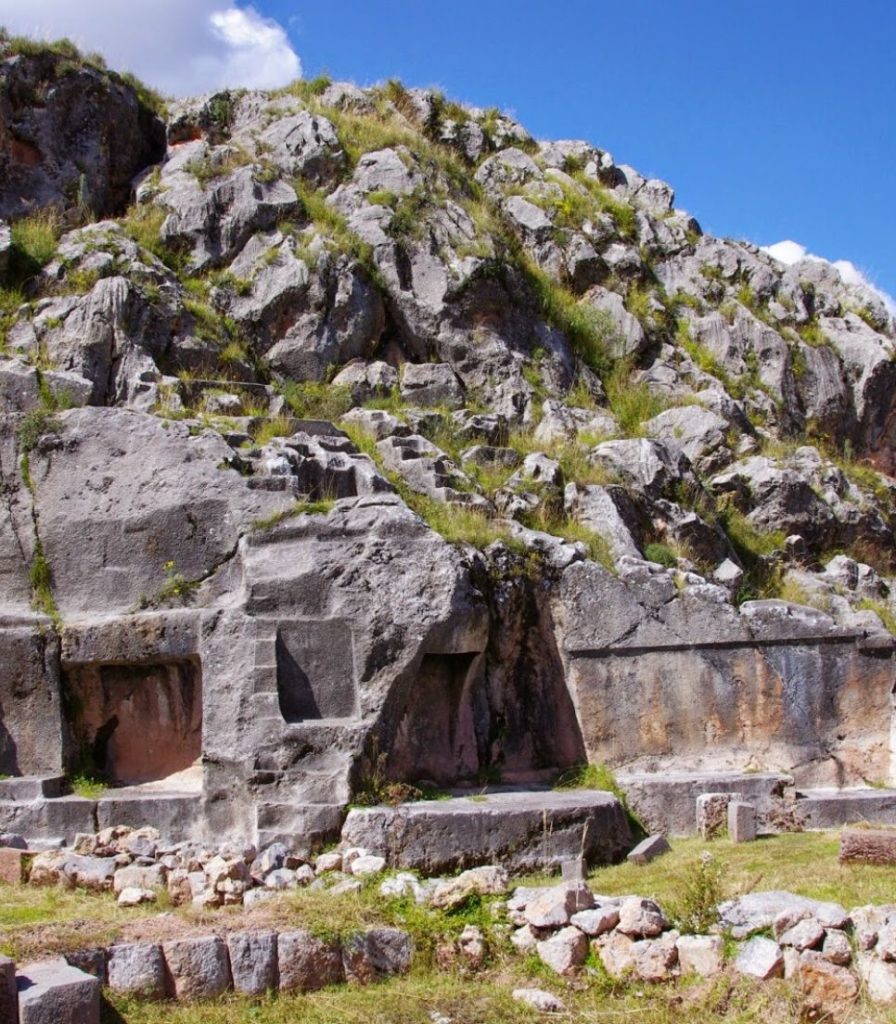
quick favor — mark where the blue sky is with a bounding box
[2,0,893,300]
[282,0,895,299]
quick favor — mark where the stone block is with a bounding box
[106,943,165,999]
[560,857,586,882]
[676,934,724,977]
[696,792,731,839]
[277,930,344,993]
[727,801,757,843]
[524,883,594,928]
[617,897,669,938]
[536,926,589,976]
[0,954,17,1024]
[0,848,30,885]
[734,936,784,979]
[570,905,620,937]
[342,928,413,983]
[228,932,278,995]
[162,936,231,1000]
[341,790,631,874]
[63,949,107,986]
[626,834,670,865]
[113,863,167,893]
[17,959,99,1024]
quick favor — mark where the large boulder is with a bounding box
[0,45,165,220]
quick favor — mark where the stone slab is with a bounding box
[627,834,670,864]
[0,777,68,802]
[17,959,99,1024]
[616,771,792,836]
[0,798,96,842]
[95,793,202,839]
[0,954,16,1024]
[341,789,632,873]
[228,932,277,995]
[796,788,896,829]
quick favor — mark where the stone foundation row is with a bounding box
[3,927,412,1024]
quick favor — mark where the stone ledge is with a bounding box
[341,789,632,873]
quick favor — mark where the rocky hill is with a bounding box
[1,37,895,844]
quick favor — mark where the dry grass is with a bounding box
[6,833,896,1022]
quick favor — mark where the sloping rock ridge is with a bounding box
[0,42,894,847]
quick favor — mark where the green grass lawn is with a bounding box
[4,833,896,1023]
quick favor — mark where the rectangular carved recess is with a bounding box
[276,620,358,722]
[63,658,202,786]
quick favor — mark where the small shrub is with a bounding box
[69,773,106,800]
[668,852,725,934]
[643,542,678,568]
[29,543,58,621]
[8,210,61,285]
[603,361,667,435]
[17,409,60,454]
[156,560,200,604]
[281,380,353,422]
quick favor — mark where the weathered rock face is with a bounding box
[1,50,896,848]
[557,561,895,786]
[0,46,165,220]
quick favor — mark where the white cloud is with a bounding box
[762,239,896,317]
[0,0,301,95]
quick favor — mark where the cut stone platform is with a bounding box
[616,771,793,836]
[0,791,202,844]
[795,788,896,829]
[341,789,632,873]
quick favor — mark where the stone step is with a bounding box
[0,775,69,802]
[615,771,794,836]
[794,787,896,829]
[255,802,345,855]
[0,796,97,842]
[17,958,100,1024]
[96,792,202,840]
[341,788,632,874]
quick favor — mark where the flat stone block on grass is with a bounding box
[341,789,631,873]
[162,936,231,1000]
[228,932,278,995]
[17,959,99,1024]
[626,834,670,865]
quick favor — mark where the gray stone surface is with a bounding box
[696,793,731,840]
[162,936,231,1000]
[341,790,631,873]
[277,930,344,993]
[676,934,724,977]
[735,937,784,980]
[0,954,16,1024]
[228,932,278,995]
[106,943,166,999]
[615,772,792,837]
[342,928,413,982]
[627,834,670,865]
[727,801,757,843]
[17,959,99,1024]
[719,892,849,939]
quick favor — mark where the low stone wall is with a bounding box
[6,926,412,1021]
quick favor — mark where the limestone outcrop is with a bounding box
[1,42,895,849]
